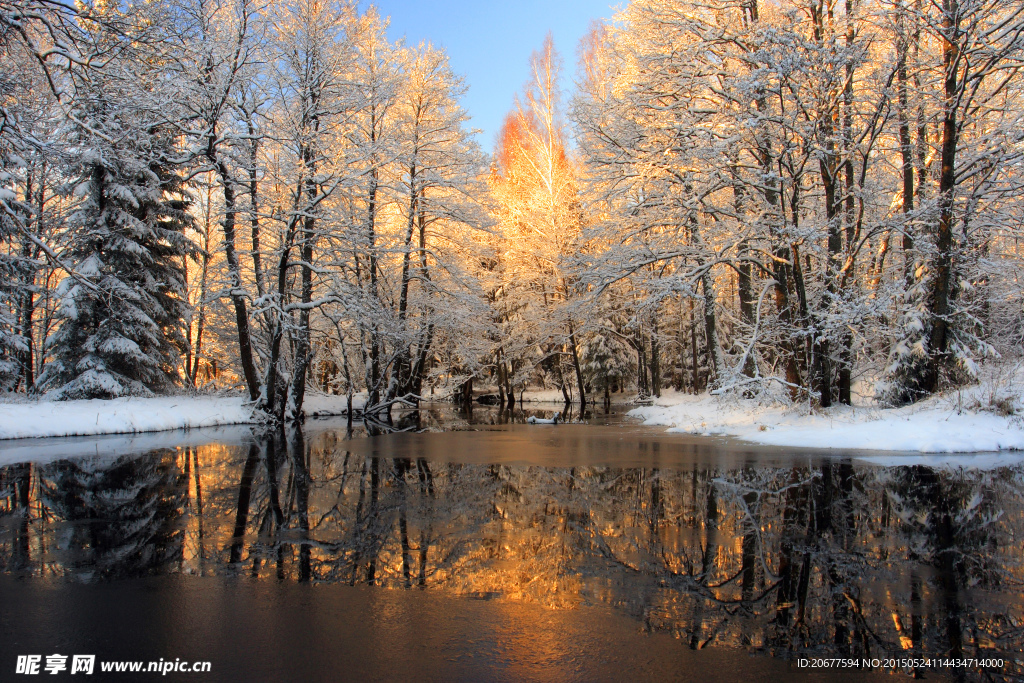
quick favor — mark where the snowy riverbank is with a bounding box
[629,387,1024,453]
[0,393,368,440]
[0,396,255,440]
[2,383,1021,453]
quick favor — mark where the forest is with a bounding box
[3,0,1024,422]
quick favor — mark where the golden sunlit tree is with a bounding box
[489,35,587,406]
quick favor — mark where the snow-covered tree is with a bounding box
[574,0,1024,407]
[40,82,195,398]
[489,35,588,405]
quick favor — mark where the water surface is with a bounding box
[1,403,1020,681]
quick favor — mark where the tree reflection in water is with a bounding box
[1,423,1021,681]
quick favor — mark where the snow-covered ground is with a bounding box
[503,388,634,404]
[302,392,368,416]
[0,396,254,440]
[518,388,578,403]
[2,379,1021,455]
[629,386,1024,453]
[0,393,367,440]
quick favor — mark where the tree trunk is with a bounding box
[367,159,381,408]
[690,298,700,393]
[190,242,209,386]
[393,158,418,400]
[701,272,725,388]
[568,320,587,406]
[815,152,841,408]
[408,198,434,397]
[18,288,33,391]
[265,187,302,419]
[896,1,916,288]
[733,173,757,380]
[838,4,858,407]
[650,316,662,398]
[925,0,961,394]
[288,212,314,421]
[636,333,648,397]
[246,116,265,301]
[557,353,571,404]
[212,154,260,402]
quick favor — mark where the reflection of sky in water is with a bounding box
[1,409,1021,679]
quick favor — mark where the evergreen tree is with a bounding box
[581,323,632,402]
[39,91,195,399]
[0,154,30,391]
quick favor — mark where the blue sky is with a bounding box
[361,0,619,153]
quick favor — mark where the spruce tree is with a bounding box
[0,159,30,391]
[40,92,195,399]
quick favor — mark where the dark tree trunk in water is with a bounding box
[12,463,31,568]
[229,444,260,564]
[690,470,718,650]
[290,427,311,582]
[366,457,381,584]
[741,483,758,602]
[774,468,809,638]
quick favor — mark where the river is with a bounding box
[0,403,1020,681]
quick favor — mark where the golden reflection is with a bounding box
[2,437,1022,676]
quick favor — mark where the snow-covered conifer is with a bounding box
[40,88,195,399]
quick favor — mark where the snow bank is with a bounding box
[629,389,1024,453]
[302,392,368,417]
[0,396,255,440]
[517,389,633,404]
[0,392,377,441]
[520,389,573,403]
